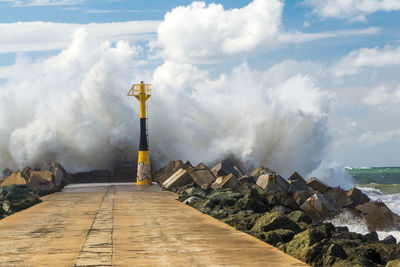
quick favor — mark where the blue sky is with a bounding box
[0,0,400,176]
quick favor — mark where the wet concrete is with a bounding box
[0,183,309,266]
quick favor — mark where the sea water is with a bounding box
[329,167,400,242]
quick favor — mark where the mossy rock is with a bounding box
[322,243,348,266]
[221,210,261,231]
[358,243,400,264]
[251,211,301,233]
[281,225,334,265]
[332,239,362,252]
[345,246,383,266]
[210,206,240,219]
[250,229,295,246]
[177,183,208,201]
[387,259,400,267]
[262,191,298,210]
[283,231,328,265]
[235,196,267,213]
[332,260,362,267]
[207,190,243,208]
[287,210,311,223]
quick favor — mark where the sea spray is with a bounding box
[330,187,400,242]
[0,29,334,179]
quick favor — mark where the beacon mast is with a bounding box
[128,81,152,185]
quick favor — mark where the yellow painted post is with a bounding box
[128,81,152,185]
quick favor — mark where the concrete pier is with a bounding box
[0,183,309,266]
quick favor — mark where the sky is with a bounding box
[0,0,399,179]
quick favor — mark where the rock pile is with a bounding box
[0,184,41,219]
[0,161,72,196]
[156,160,400,267]
[0,161,73,220]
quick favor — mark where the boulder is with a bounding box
[263,191,299,210]
[235,195,267,213]
[270,205,292,215]
[256,173,289,193]
[293,190,313,205]
[355,202,400,231]
[208,191,243,207]
[280,227,330,265]
[188,163,216,188]
[346,187,370,206]
[253,229,295,246]
[306,177,331,194]
[363,231,379,243]
[359,243,400,264]
[162,168,193,190]
[382,235,397,245]
[287,210,312,223]
[344,245,384,266]
[249,166,274,180]
[387,259,400,267]
[300,194,336,222]
[1,185,41,214]
[324,187,353,210]
[251,211,301,233]
[323,243,348,266]
[183,196,202,205]
[0,172,27,187]
[153,160,192,184]
[210,161,240,177]
[211,173,238,190]
[27,171,55,191]
[221,211,262,231]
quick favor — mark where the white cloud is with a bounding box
[278,27,379,44]
[362,85,400,106]
[304,0,400,21]
[359,129,400,145]
[154,0,283,63]
[332,45,400,76]
[0,0,83,6]
[0,21,160,53]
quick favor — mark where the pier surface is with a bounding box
[0,183,308,266]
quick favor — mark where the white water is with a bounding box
[330,187,400,243]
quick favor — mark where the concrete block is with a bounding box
[210,161,240,177]
[153,160,193,184]
[188,163,216,188]
[323,187,353,210]
[162,168,193,190]
[28,171,55,191]
[211,173,239,190]
[300,194,336,221]
[249,166,274,180]
[306,177,331,194]
[346,187,370,206]
[287,172,306,183]
[256,173,289,193]
[1,172,27,187]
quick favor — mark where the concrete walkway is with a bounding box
[0,183,309,266]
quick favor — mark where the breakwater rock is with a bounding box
[0,185,41,219]
[156,160,400,267]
